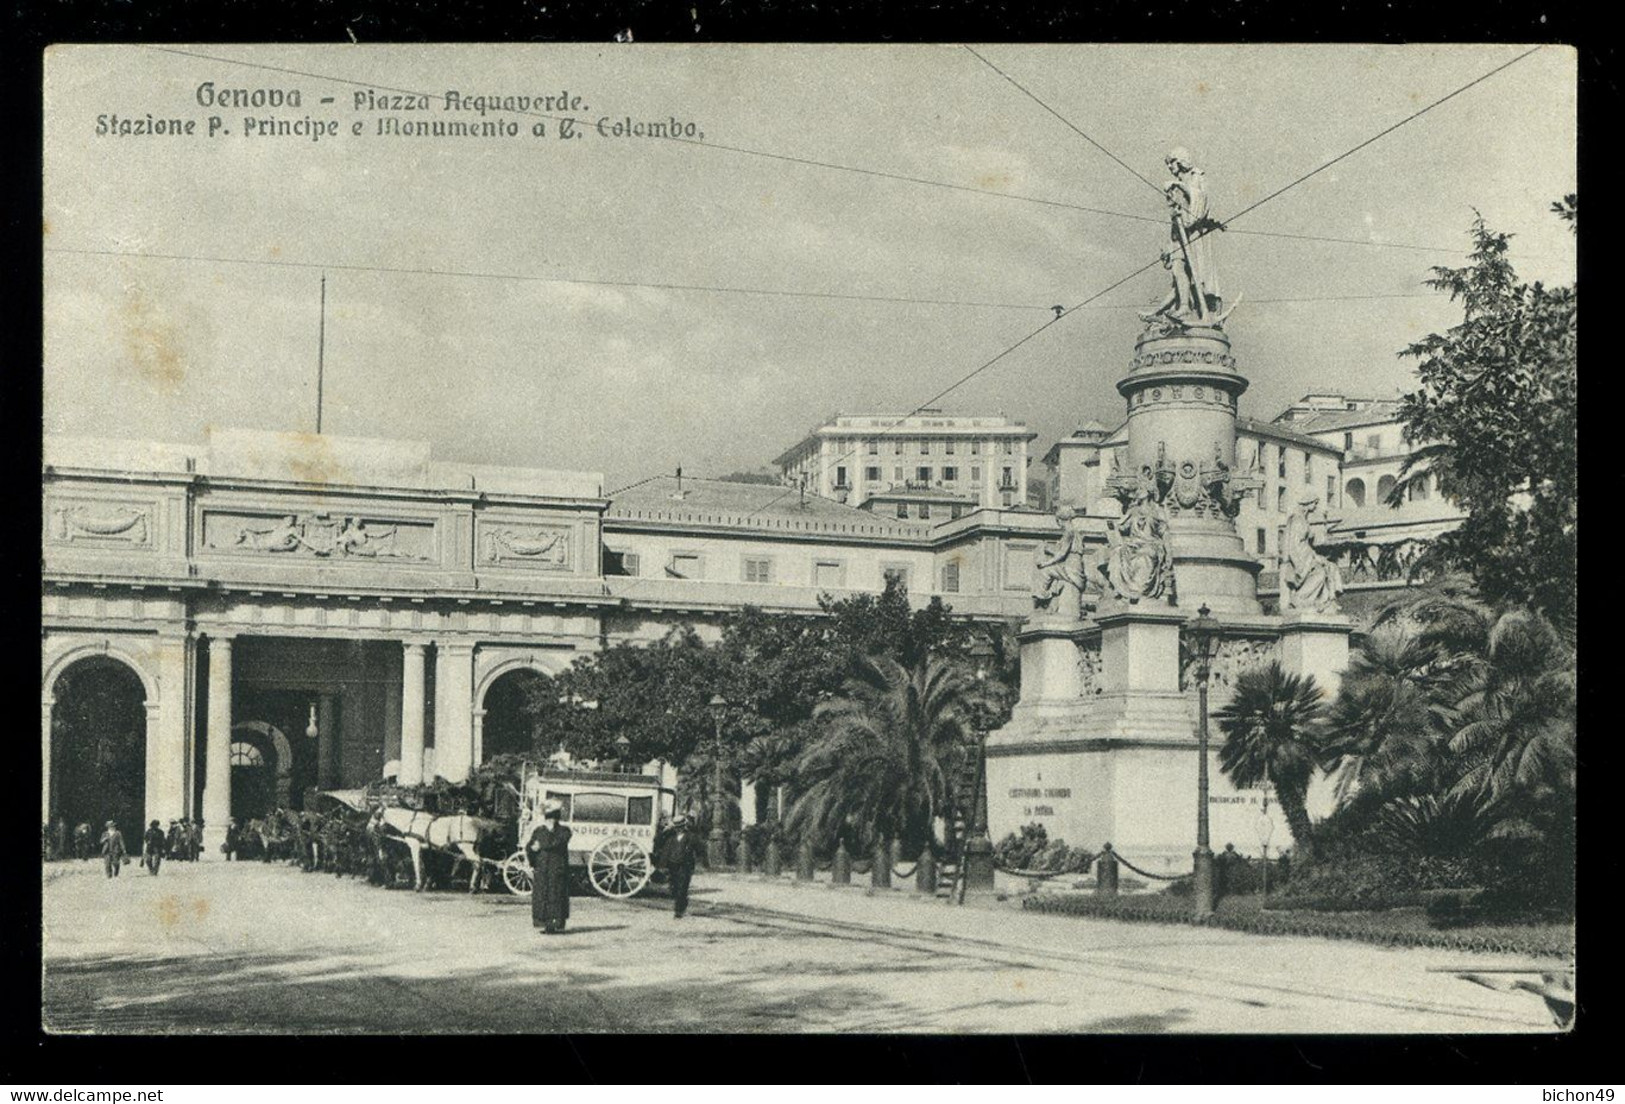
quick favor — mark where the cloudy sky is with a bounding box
[43,44,1576,492]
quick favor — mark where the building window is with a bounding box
[1003,440,1014,455]
[1377,474,1397,504]
[942,466,958,482]
[1343,432,1353,451]
[865,466,881,482]
[867,440,878,455]
[1304,456,1314,483]
[971,466,981,484]
[917,466,931,483]
[1276,486,1286,513]
[1327,475,1336,503]
[1367,433,1382,451]
[945,440,955,455]
[919,503,932,519]
[605,549,641,576]
[1001,490,1014,507]
[835,466,849,488]
[743,557,773,584]
[895,502,908,518]
[920,440,931,455]
[813,560,846,589]
[971,441,982,455]
[942,562,961,593]
[894,440,903,455]
[883,566,911,590]
[1001,467,1014,488]
[950,504,964,520]
[1256,528,1267,554]
[668,553,701,579]
[893,466,904,482]
[1345,478,1366,508]
[1277,448,1287,479]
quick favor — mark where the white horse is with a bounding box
[373,807,503,893]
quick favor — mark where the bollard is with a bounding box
[871,840,892,889]
[765,837,783,877]
[1096,842,1119,897]
[795,839,815,881]
[916,847,938,894]
[832,840,852,884]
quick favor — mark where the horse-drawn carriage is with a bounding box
[498,764,678,900]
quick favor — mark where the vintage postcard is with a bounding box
[41,43,1576,1036]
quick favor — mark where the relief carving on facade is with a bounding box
[227,514,418,559]
[1106,440,1256,521]
[1076,643,1102,697]
[1179,635,1277,693]
[484,526,570,568]
[51,504,151,544]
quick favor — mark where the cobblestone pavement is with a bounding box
[41,860,1561,1034]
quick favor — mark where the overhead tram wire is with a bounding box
[146,46,1494,260]
[722,44,1549,528]
[43,246,1058,314]
[962,46,1165,197]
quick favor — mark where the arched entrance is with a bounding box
[230,721,294,819]
[48,656,148,841]
[479,667,550,762]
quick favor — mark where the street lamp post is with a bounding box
[708,694,728,869]
[1185,604,1223,919]
[959,638,997,899]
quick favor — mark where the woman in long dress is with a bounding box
[527,801,572,934]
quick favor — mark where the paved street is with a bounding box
[42,860,1561,1034]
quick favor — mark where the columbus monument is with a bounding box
[984,150,1352,878]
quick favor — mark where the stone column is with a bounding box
[41,698,54,826]
[399,642,427,785]
[148,634,196,826]
[433,642,476,783]
[740,780,760,828]
[202,636,234,855]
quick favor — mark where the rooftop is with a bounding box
[606,475,928,538]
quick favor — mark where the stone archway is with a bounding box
[45,655,149,843]
[230,721,294,816]
[478,667,551,763]
[1344,477,1366,508]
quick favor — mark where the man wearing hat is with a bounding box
[657,814,702,919]
[527,799,573,933]
[99,820,126,879]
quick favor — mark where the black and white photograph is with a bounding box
[36,40,1577,1040]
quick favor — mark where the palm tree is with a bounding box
[1213,661,1327,863]
[785,654,981,857]
[1319,626,1452,811]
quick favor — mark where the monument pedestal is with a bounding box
[1277,612,1353,695]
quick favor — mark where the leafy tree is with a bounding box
[1213,662,1328,863]
[1396,203,1577,633]
[785,654,984,856]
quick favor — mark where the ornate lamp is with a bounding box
[305,702,320,741]
[961,638,998,898]
[1184,603,1222,918]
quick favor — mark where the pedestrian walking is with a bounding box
[526,800,572,934]
[55,816,70,862]
[224,817,241,861]
[100,820,126,878]
[74,822,93,860]
[166,820,183,861]
[657,814,702,919]
[143,819,166,876]
[188,818,203,861]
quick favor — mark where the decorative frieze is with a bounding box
[204,511,434,561]
[481,524,572,568]
[49,502,152,545]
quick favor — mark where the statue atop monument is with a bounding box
[1140,148,1234,331]
[1097,496,1174,605]
[1032,506,1091,620]
[1280,495,1344,613]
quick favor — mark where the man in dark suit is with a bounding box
[143,820,167,875]
[657,815,702,919]
[100,820,126,878]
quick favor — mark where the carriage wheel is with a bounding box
[588,837,651,899]
[501,850,534,897]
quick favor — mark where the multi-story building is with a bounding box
[773,410,1037,511]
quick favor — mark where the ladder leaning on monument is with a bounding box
[944,739,985,904]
